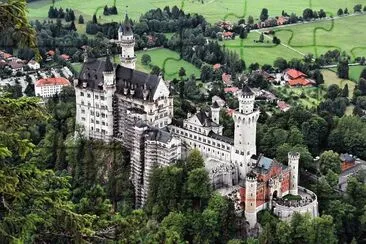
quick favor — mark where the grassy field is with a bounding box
[27,0,363,24]
[113,48,200,80]
[272,15,366,59]
[322,69,356,99]
[221,31,303,66]
[349,65,365,81]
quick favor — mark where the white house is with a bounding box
[35,77,71,98]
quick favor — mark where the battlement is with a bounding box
[288,152,300,161]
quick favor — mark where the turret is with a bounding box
[245,171,257,228]
[231,84,260,179]
[211,101,220,125]
[239,84,255,114]
[288,152,300,195]
[103,55,115,87]
[117,13,136,70]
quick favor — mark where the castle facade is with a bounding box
[74,15,318,226]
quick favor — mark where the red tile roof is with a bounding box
[288,77,314,86]
[277,100,291,111]
[223,31,233,37]
[60,54,70,60]
[224,87,239,93]
[222,73,232,84]
[286,69,306,79]
[36,77,70,87]
[213,63,221,70]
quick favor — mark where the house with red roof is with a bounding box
[222,73,232,86]
[224,87,239,94]
[277,100,291,112]
[35,77,71,98]
[284,69,315,86]
[277,16,289,25]
[213,63,221,70]
[60,54,71,61]
[223,31,234,40]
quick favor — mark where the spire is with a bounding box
[122,8,133,35]
[104,49,114,72]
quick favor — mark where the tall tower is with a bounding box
[117,14,136,69]
[102,55,116,141]
[288,152,300,195]
[211,101,220,124]
[245,171,257,228]
[231,85,260,178]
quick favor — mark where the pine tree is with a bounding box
[78,15,84,24]
[92,14,97,24]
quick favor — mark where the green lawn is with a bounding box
[221,31,303,66]
[272,15,366,59]
[27,0,363,24]
[349,65,365,81]
[114,48,200,80]
[322,69,356,99]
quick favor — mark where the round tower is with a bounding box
[211,101,220,125]
[288,152,300,195]
[232,85,260,179]
[117,14,136,70]
[245,171,257,228]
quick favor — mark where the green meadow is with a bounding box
[113,48,200,80]
[27,0,363,24]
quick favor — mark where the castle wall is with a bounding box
[169,125,232,162]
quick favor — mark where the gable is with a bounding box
[186,114,203,126]
[153,78,170,100]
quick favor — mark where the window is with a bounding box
[81,109,85,114]
[81,117,85,121]
[87,93,91,98]
[96,120,100,124]
[100,96,105,101]
[101,113,106,118]
[102,121,105,126]
[81,101,84,105]
[95,95,99,99]
[91,119,94,123]
[80,92,84,96]
[90,111,94,115]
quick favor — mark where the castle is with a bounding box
[74,14,318,227]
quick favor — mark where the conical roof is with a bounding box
[212,101,220,108]
[104,55,114,72]
[122,14,133,35]
[242,84,254,96]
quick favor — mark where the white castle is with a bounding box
[74,14,318,227]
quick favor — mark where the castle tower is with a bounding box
[245,171,257,228]
[288,152,300,195]
[117,14,136,69]
[211,101,220,125]
[102,55,116,141]
[231,85,260,178]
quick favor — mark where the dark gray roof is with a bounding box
[127,107,146,114]
[208,131,234,145]
[122,14,133,35]
[196,110,219,127]
[212,101,220,108]
[242,84,254,96]
[145,128,172,143]
[104,55,114,72]
[78,58,161,100]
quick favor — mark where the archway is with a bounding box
[273,190,278,199]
